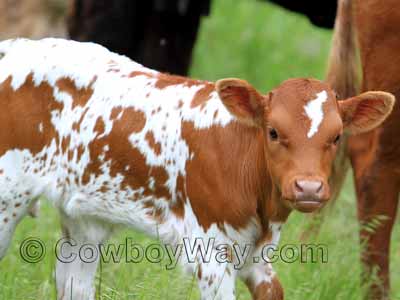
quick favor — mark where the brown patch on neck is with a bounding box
[260,182,291,225]
[181,121,267,230]
[0,74,63,157]
[56,77,94,109]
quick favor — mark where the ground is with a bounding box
[0,0,399,299]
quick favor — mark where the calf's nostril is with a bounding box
[295,180,323,195]
[294,180,304,192]
[316,181,323,193]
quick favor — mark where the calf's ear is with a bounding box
[338,91,395,134]
[216,78,266,127]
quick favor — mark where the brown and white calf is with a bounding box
[0,39,394,299]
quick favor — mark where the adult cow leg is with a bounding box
[350,132,400,300]
[55,213,112,300]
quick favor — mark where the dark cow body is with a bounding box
[67,0,337,76]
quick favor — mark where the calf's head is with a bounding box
[216,78,394,213]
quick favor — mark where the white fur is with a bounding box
[304,90,328,138]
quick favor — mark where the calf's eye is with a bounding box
[268,128,279,141]
[333,134,341,145]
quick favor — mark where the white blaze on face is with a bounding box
[304,90,328,138]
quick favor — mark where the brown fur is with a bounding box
[0,74,64,157]
[328,1,400,298]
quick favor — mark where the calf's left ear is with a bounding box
[338,91,395,134]
[216,78,266,127]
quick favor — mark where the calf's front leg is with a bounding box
[194,260,236,300]
[241,262,284,300]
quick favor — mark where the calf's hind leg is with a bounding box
[0,182,40,259]
[56,212,112,300]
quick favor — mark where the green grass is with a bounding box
[1,0,399,299]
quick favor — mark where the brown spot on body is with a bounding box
[143,201,165,222]
[82,106,170,200]
[208,277,214,286]
[191,83,215,108]
[129,71,152,78]
[171,175,186,219]
[155,74,196,90]
[67,150,73,161]
[76,145,85,161]
[130,69,210,91]
[56,77,94,109]
[0,74,63,157]
[99,185,109,193]
[72,108,89,132]
[145,131,162,155]
[119,108,146,133]
[94,117,106,135]
[110,107,123,120]
[213,110,219,119]
[197,264,202,280]
[61,136,71,153]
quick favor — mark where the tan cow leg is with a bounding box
[350,132,400,300]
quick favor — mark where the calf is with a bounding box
[0,38,394,300]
